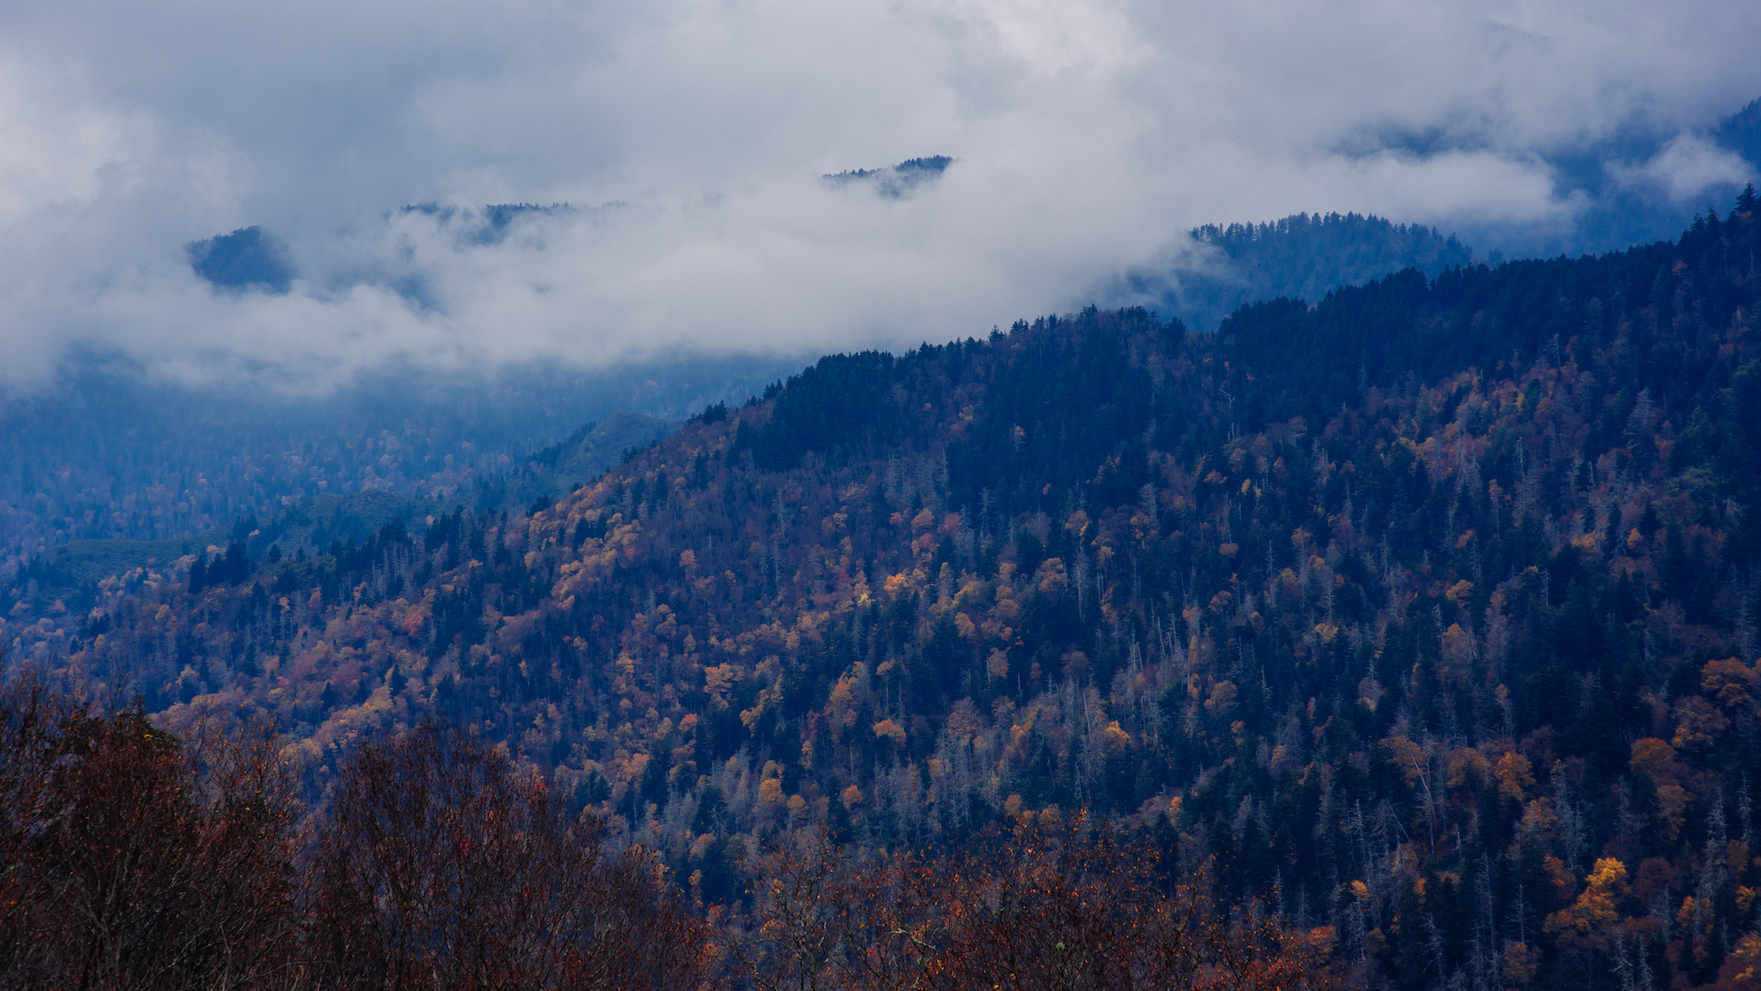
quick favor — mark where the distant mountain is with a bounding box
[183,93,1761,301]
[24,490,428,594]
[186,204,596,294]
[7,413,683,613]
[823,156,953,199]
[398,201,585,247]
[0,353,799,570]
[1465,93,1761,259]
[487,411,684,513]
[1122,211,1478,333]
[1118,94,1761,329]
[186,226,293,292]
[1717,97,1761,174]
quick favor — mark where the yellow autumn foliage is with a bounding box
[1543,858,1627,942]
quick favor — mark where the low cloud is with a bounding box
[1613,134,1756,203]
[1,0,1758,391]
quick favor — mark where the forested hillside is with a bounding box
[4,208,1475,571]
[0,356,773,568]
[7,186,1761,991]
[1146,212,1477,332]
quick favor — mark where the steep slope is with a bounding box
[488,411,682,511]
[9,185,1761,991]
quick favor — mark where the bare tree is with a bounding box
[307,722,709,991]
[0,668,303,991]
[730,832,929,991]
[732,813,1335,991]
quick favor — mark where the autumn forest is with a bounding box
[7,187,1761,989]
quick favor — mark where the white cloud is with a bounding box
[1614,133,1756,203]
[0,0,1757,390]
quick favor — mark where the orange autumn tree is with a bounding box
[1544,858,1630,952]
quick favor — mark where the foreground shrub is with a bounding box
[732,811,1333,991]
[307,722,710,991]
[0,670,301,991]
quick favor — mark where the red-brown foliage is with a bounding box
[733,812,1334,991]
[306,722,712,991]
[0,669,1335,991]
[0,669,303,991]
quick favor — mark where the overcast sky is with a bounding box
[1,0,1757,391]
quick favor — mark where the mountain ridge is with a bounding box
[8,183,1761,991]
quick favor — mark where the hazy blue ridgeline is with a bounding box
[1144,212,1478,334]
[184,203,587,298]
[823,155,953,200]
[9,406,683,609]
[0,355,796,571]
[188,160,950,297]
[1719,98,1761,172]
[10,95,1760,574]
[0,201,1688,570]
[1108,94,1761,332]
